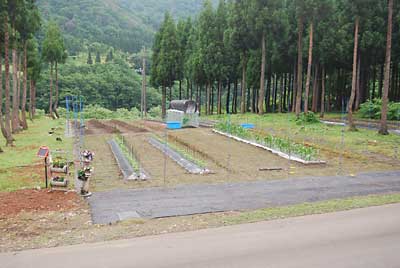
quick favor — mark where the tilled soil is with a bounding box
[86,120,119,135]
[0,190,83,217]
[108,120,148,133]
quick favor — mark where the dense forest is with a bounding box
[37,0,218,54]
[152,0,399,134]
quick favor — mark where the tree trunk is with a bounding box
[311,64,319,112]
[32,81,37,117]
[11,48,19,133]
[320,66,326,118]
[379,64,384,98]
[217,80,222,114]
[279,74,284,113]
[226,81,231,114]
[49,62,54,119]
[18,53,23,127]
[198,85,202,115]
[355,55,361,110]
[292,63,297,113]
[206,82,210,115]
[29,80,34,120]
[162,85,166,119]
[379,0,393,135]
[348,16,360,131]
[0,55,8,140]
[232,80,238,114]
[304,22,313,114]
[266,71,272,112]
[179,80,182,100]
[372,64,376,99]
[186,80,190,100]
[21,42,28,130]
[295,16,304,117]
[211,85,215,114]
[283,73,288,111]
[241,51,247,114]
[3,17,13,145]
[53,62,60,118]
[258,32,266,115]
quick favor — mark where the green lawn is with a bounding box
[0,117,72,192]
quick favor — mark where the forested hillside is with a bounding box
[37,0,216,54]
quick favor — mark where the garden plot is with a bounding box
[105,120,148,133]
[84,135,124,192]
[148,137,210,174]
[168,128,394,179]
[213,122,326,165]
[86,119,119,135]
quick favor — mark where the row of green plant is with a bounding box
[359,99,400,121]
[152,134,206,168]
[215,121,318,161]
[115,135,140,173]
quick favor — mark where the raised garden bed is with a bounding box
[108,138,149,180]
[148,137,211,174]
[214,122,326,165]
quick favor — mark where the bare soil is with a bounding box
[0,190,83,217]
[86,120,119,135]
[108,120,148,133]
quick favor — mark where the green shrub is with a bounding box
[148,106,162,119]
[296,112,319,124]
[359,99,400,120]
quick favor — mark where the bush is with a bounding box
[359,99,400,120]
[148,106,162,119]
[55,105,141,120]
[296,112,319,124]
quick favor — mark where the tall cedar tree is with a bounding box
[379,0,393,135]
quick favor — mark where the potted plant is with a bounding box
[50,157,69,173]
[78,167,93,197]
[50,176,69,187]
[81,150,95,163]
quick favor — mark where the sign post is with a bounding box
[37,146,50,189]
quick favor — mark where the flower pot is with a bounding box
[50,177,69,187]
[50,165,68,174]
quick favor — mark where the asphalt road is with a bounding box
[89,170,400,224]
[2,203,400,268]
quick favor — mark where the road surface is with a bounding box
[2,203,400,268]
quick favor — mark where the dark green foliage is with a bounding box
[42,21,65,64]
[106,49,114,62]
[37,0,218,54]
[359,99,400,121]
[296,112,320,124]
[35,56,162,112]
[95,51,101,64]
[87,51,93,65]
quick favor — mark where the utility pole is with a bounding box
[141,47,147,118]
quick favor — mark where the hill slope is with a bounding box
[37,0,214,53]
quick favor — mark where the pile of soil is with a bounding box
[0,190,83,217]
[109,120,148,133]
[86,119,119,135]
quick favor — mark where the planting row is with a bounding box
[214,121,323,163]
